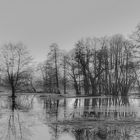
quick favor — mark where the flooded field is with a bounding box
[0,94,140,140]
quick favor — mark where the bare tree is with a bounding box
[0,43,32,97]
[47,43,61,93]
[66,54,81,95]
[61,54,68,94]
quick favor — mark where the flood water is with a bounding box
[1,94,140,140]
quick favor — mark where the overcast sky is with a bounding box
[0,0,140,62]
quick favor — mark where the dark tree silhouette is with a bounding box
[0,43,32,97]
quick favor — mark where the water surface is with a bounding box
[0,94,140,140]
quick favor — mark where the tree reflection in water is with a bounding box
[1,95,34,140]
[41,95,139,140]
[0,95,139,140]
[70,125,133,140]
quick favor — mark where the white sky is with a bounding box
[0,0,140,62]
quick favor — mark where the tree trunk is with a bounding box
[83,69,90,95]
[11,85,15,97]
[55,50,59,89]
[63,56,67,94]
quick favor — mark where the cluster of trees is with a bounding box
[38,34,139,96]
[1,23,140,96]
